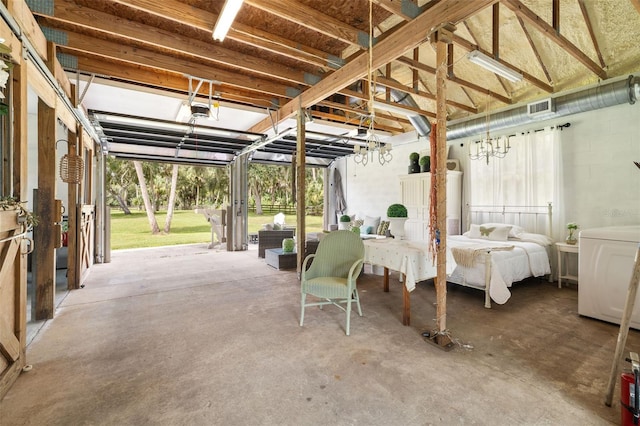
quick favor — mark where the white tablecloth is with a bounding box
[363,239,455,292]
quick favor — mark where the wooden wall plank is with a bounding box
[12,61,28,202]
[34,99,56,320]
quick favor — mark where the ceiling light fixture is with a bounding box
[467,50,523,83]
[213,0,244,42]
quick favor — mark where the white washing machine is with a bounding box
[578,225,640,328]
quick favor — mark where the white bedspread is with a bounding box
[448,235,551,304]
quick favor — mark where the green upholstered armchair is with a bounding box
[300,230,365,336]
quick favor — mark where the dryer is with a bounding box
[578,225,640,328]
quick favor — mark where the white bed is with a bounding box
[446,204,554,308]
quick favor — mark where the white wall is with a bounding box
[333,90,640,235]
[333,131,426,222]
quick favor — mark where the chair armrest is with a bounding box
[347,258,365,281]
[301,254,317,280]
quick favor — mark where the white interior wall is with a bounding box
[333,97,640,236]
[333,131,426,222]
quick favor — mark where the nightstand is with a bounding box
[556,242,579,288]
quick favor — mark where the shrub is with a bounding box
[419,155,430,166]
[409,152,419,162]
[339,214,351,222]
[387,203,408,218]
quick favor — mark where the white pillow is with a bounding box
[481,222,525,238]
[514,232,554,246]
[465,224,511,241]
[363,216,381,235]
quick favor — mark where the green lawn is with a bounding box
[110,209,324,250]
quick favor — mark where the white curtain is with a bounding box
[469,127,565,241]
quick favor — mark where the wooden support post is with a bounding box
[67,128,79,289]
[295,107,306,275]
[426,24,456,350]
[12,57,28,378]
[34,99,56,320]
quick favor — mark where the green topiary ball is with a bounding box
[387,203,408,218]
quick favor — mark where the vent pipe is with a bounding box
[447,75,639,140]
[351,80,432,137]
[387,88,432,137]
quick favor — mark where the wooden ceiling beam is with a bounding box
[248,0,497,133]
[502,0,607,80]
[516,16,553,84]
[69,54,277,108]
[244,0,366,47]
[58,31,294,100]
[396,56,512,104]
[308,110,405,134]
[36,0,316,87]
[371,0,421,21]
[577,0,606,68]
[373,98,436,119]
[452,34,553,92]
[373,75,477,114]
[110,0,335,71]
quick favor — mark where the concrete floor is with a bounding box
[1,242,637,425]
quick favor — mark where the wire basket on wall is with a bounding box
[56,139,84,184]
[59,153,84,184]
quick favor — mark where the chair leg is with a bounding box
[345,296,352,336]
[353,289,362,316]
[300,293,306,326]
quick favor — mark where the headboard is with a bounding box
[464,203,553,237]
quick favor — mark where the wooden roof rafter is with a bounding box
[248,0,499,134]
[396,56,512,105]
[108,0,338,71]
[452,33,553,93]
[515,15,553,84]
[70,55,278,109]
[57,31,294,101]
[373,75,477,114]
[243,0,371,48]
[577,0,606,68]
[501,0,607,80]
[34,1,318,87]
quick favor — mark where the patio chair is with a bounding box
[300,230,365,336]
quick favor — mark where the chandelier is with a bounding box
[469,135,511,165]
[352,117,392,166]
[351,0,392,167]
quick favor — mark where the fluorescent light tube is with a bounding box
[213,0,244,42]
[467,50,523,83]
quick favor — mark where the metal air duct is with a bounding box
[387,88,432,137]
[447,75,639,140]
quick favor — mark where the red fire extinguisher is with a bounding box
[621,352,640,425]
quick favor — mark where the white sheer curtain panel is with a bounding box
[469,128,564,241]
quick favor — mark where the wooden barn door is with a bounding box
[0,210,28,399]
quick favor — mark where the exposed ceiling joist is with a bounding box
[502,0,607,80]
[248,0,498,133]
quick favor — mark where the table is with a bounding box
[363,239,448,326]
[265,248,297,270]
[556,242,579,288]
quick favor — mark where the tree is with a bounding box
[133,160,160,234]
[106,158,136,214]
[164,164,179,233]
